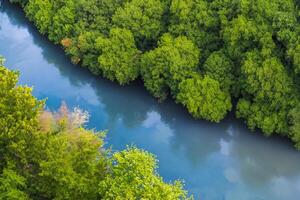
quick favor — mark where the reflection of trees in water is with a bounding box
[1,1,28,28]
[226,123,300,187]
[156,99,232,165]
[90,78,152,128]
[4,0,300,193]
[156,99,300,188]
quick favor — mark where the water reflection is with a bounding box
[1,1,300,199]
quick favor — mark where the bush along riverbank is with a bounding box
[9,0,300,148]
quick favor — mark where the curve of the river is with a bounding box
[1,1,300,199]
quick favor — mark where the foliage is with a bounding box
[112,0,165,49]
[236,51,296,135]
[24,0,53,35]
[0,63,42,171]
[168,0,220,57]
[177,75,232,122]
[141,34,199,100]
[289,105,300,149]
[0,169,29,200]
[99,147,190,200]
[96,28,141,85]
[203,50,234,92]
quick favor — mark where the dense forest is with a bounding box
[0,57,190,199]
[9,0,300,148]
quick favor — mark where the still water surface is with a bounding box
[1,1,300,199]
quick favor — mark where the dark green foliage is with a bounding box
[168,0,220,57]
[203,50,234,92]
[0,169,29,200]
[96,28,141,85]
[236,51,296,135]
[141,34,199,100]
[11,0,300,147]
[24,0,53,35]
[0,62,43,171]
[112,0,165,49]
[290,105,300,149]
[177,75,232,122]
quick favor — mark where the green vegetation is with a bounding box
[9,0,300,148]
[0,57,190,199]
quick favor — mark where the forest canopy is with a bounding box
[9,0,300,148]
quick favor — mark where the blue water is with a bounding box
[1,1,300,199]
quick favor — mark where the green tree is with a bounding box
[0,63,42,171]
[0,169,29,200]
[25,0,53,35]
[96,28,141,85]
[168,0,220,56]
[49,1,76,42]
[74,0,125,36]
[32,129,107,199]
[203,50,234,92]
[141,33,199,100]
[236,51,295,135]
[99,147,190,200]
[112,0,165,49]
[176,75,232,122]
[290,105,300,149]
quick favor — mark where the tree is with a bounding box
[0,63,42,171]
[32,129,106,199]
[98,147,190,200]
[288,43,300,74]
[49,1,76,42]
[176,75,232,122]
[25,0,53,35]
[112,0,165,49]
[141,33,199,100]
[203,50,234,92]
[222,15,261,60]
[168,0,220,56]
[289,104,300,149]
[73,0,125,36]
[96,28,141,85]
[236,51,295,135]
[0,169,29,200]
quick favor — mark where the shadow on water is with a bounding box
[2,1,300,199]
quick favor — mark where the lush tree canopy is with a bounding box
[177,75,232,122]
[99,147,188,199]
[141,34,199,100]
[9,0,300,148]
[96,28,141,85]
[112,0,166,49]
[0,60,190,199]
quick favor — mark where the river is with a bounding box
[1,1,300,199]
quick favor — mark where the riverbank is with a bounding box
[2,1,300,199]
[9,0,300,149]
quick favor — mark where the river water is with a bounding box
[1,1,300,199]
